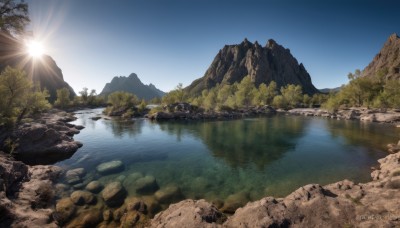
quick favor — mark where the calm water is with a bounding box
[56,108,399,203]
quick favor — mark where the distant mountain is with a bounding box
[100,73,165,100]
[361,33,400,80]
[186,38,319,95]
[319,87,341,93]
[0,33,76,102]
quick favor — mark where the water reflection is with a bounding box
[194,117,306,169]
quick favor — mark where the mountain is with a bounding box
[319,87,341,93]
[361,33,400,80]
[0,33,75,102]
[100,73,165,100]
[186,38,319,95]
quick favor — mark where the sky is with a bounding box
[25,0,400,93]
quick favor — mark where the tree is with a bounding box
[0,0,29,35]
[259,81,277,105]
[0,66,50,126]
[280,84,302,108]
[235,76,256,108]
[79,87,88,103]
[54,88,71,109]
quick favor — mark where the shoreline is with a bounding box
[0,109,399,227]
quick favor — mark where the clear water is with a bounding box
[56,108,399,204]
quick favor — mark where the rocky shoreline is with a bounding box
[1,109,400,227]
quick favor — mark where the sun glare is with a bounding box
[26,40,45,57]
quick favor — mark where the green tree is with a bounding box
[0,0,29,35]
[259,81,277,105]
[54,88,71,109]
[0,66,50,126]
[79,87,88,103]
[272,95,285,108]
[235,76,256,108]
[280,84,302,108]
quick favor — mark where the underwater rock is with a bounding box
[155,184,183,204]
[54,198,76,224]
[134,175,159,194]
[96,160,124,175]
[125,197,147,213]
[86,180,103,193]
[120,210,148,227]
[66,209,103,228]
[123,172,144,189]
[70,190,96,205]
[102,182,127,207]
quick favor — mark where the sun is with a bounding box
[26,40,45,57]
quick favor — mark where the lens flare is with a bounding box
[26,40,45,57]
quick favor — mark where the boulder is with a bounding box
[65,168,86,185]
[85,181,103,193]
[70,190,96,205]
[0,152,29,197]
[220,191,250,214]
[96,160,124,175]
[65,209,103,228]
[134,175,159,194]
[150,199,225,227]
[120,210,148,228]
[123,172,144,189]
[54,198,76,225]
[102,182,127,207]
[125,197,147,213]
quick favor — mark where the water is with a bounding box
[56,108,399,205]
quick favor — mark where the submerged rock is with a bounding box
[155,185,183,204]
[86,181,103,193]
[102,182,127,207]
[96,160,124,175]
[55,198,76,225]
[134,175,159,194]
[70,190,96,205]
[65,209,103,228]
[220,191,250,214]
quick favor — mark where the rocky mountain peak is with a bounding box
[361,33,400,80]
[100,73,165,100]
[186,38,319,95]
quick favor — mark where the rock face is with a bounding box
[361,33,400,80]
[0,152,62,227]
[8,110,83,165]
[0,33,76,102]
[186,38,319,95]
[99,73,165,100]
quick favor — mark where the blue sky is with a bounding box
[26,0,400,93]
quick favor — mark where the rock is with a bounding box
[120,210,148,228]
[66,209,103,228]
[0,152,29,197]
[70,190,96,205]
[142,195,162,216]
[55,198,76,224]
[116,175,126,182]
[220,191,250,214]
[103,209,112,222]
[102,182,127,207]
[11,112,83,165]
[123,172,144,189]
[66,168,86,179]
[361,33,400,81]
[96,160,124,175]
[99,73,165,100]
[186,39,319,96]
[155,185,183,204]
[125,197,147,213]
[85,181,103,193]
[150,199,225,227]
[90,116,101,121]
[134,175,159,194]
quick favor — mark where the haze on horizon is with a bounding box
[25,0,400,94]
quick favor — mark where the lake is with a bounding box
[56,108,399,212]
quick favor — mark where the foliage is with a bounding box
[162,83,186,104]
[54,88,71,109]
[75,87,104,107]
[104,91,140,116]
[280,84,302,108]
[0,66,50,126]
[322,68,400,110]
[0,0,29,35]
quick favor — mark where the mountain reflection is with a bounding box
[103,118,142,138]
[157,117,307,169]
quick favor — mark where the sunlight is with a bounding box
[26,40,45,57]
